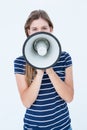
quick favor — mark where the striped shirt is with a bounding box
[14,51,72,130]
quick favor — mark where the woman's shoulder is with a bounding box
[14,56,26,75]
[60,51,72,60]
[59,51,72,68]
[14,56,26,64]
[61,51,71,57]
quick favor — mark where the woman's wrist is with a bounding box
[46,68,54,75]
[36,69,44,77]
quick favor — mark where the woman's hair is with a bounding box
[24,9,53,86]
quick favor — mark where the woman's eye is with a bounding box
[32,28,37,31]
[42,27,47,30]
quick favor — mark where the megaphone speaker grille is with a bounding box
[23,32,61,69]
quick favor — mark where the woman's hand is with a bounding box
[46,68,53,75]
[36,69,44,77]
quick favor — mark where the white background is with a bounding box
[0,0,87,130]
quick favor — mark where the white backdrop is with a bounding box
[0,0,87,130]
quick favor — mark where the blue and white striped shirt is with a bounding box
[14,51,72,130]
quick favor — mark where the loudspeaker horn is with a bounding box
[22,32,61,69]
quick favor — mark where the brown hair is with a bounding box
[24,9,53,86]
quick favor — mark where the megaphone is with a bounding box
[23,32,61,69]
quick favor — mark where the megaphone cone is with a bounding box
[23,32,61,69]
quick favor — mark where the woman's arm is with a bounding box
[46,66,74,103]
[15,70,44,108]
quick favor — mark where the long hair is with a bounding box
[24,9,53,86]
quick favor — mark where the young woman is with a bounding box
[14,10,74,130]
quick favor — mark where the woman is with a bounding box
[14,10,74,130]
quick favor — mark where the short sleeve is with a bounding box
[65,52,72,68]
[14,56,26,75]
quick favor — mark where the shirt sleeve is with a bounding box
[14,56,26,75]
[65,52,72,68]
